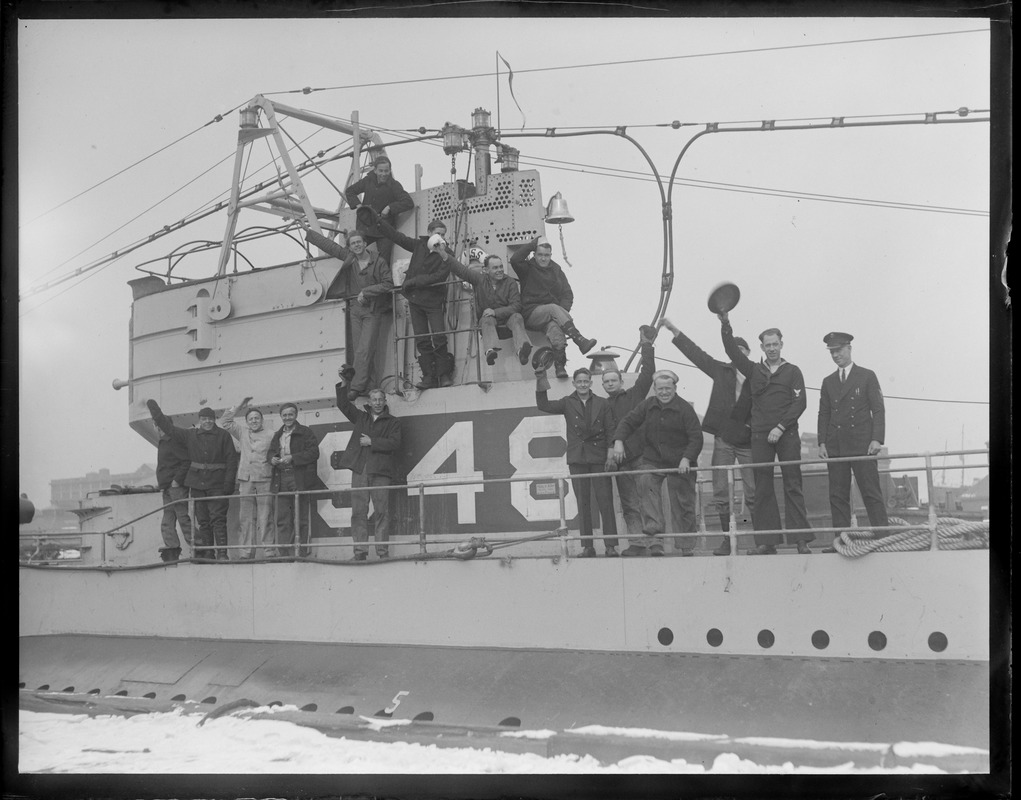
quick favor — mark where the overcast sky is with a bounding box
[16,15,995,505]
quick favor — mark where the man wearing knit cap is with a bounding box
[659,317,755,556]
[268,402,325,557]
[147,400,239,560]
[344,155,415,265]
[818,332,889,537]
[510,236,597,379]
[372,212,458,389]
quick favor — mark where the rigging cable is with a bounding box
[263,28,988,97]
[26,101,249,224]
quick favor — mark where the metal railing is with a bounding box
[19,448,988,566]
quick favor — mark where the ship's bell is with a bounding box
[544,192,574,225]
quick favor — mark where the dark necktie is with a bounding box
[840,368,846,384]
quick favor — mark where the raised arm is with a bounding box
[509,238,537,280]
[374,214,418,253]
[441,257,483,288]
[661,317,717,378]
[305,228,352,261]
[146,399,187,445]
[719,313,754,378]
[219,396,252,440]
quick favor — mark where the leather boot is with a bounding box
[562,321,597,355]
[553,348,569,379]
[416,353,437,389]
[436,352,454,387]
[159,547,181,563]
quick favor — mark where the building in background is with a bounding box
[50,464,156,510]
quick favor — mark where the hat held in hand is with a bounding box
[531,346,556,372]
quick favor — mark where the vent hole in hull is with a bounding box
[706,628,723,647]
[811,630,830,650]
[36,685,50,691]
[928,632,948,652]
[201,696,217,704]
[757,630,775,649]
[88,688,101,695]
[301,703,318,712]
[498,717,521,728]
[657,628,674,646]
[172,694,186,702]
[336,706,355,715]
[62,686,75,693]
[868,631,887,651]
[115,690,128,696]
[143,692,157,699]
[374,709,393,718]
[413,712,434,722]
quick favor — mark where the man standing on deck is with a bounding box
[817,332,889,536]
[153,415,192,563]
[305,227,394,400]
[445,254,532,366]
[344,155,414,265]
[220,398,276,559]
[602,325,658,548]
[720,313,813,555]
[147,401,238,560]
[510,236,597,379]
[336,366,403,561]
[268,403,324,557]
[372,212,457,389]
[659,317,755,556]
[535,366,619,557]
[612,371,704,557]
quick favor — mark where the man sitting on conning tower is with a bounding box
[510,236,597,379]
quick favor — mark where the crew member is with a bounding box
[535,366,619,557]
[510,236,597,379]
[613,372,704,556]
[660,317,755,556]
[817,331,889,535]
[336,366,403,561]
[603,325,657,546]
[147,400,238,560]
[373,213,457,389]
[153,414,192,562]
[445,254,532,366]
[306,227,394,399]
[268,403,324,557]
[344,155,414,265]
[720,313,813,555]
[220,398,276,559]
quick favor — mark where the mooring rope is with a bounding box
[831,516,989,558]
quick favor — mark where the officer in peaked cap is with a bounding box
[823,331,854,349]
[817,330,890,544]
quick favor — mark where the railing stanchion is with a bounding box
[417,483,427,554]
[696,469,707,553]
[726,464,738,554]
[293,489,300,558]
[187,493,196,557]
[557,478,569,558]
[924,453,939,550]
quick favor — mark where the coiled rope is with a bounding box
[831,516,989,558]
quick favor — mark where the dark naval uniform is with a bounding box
[818,336,888,531]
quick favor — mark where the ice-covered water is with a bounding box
[18,709,961,774]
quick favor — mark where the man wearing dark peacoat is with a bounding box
[817,332,889,531]
[536,367,619,556]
